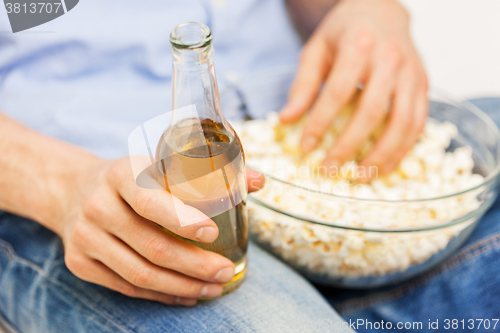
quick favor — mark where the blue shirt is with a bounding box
[0,0,301,158]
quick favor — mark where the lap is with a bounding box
[0,212,351,333]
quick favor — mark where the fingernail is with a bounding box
[200,284,223,298]
[175,297,197,306]
[214,267,234,283]
[196,227,217,242]
[301,136,318,153]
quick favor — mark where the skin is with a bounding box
[282,0,429,180]
[0,113,264,306]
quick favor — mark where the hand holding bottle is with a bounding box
[0,109,263,307]
[55,157,264,307]
[52,158,263,306]
[280,0,428,178]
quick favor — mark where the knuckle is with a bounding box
[352,29,375,52]
[145,237,172,263]
[134,191,156,217]
[383,43,403,67]
[108,158,132,186]
[64,253,85,275]
[196,260,214,279]
[128,264,152,287]
[70,223,93,247]
[83,194,109,221]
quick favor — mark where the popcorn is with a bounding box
[399,156,423,179]
[236,112,485,279]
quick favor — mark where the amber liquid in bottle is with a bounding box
[155,117,248,295]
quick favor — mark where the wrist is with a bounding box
[0,113,104,235]
[39,143,105,236]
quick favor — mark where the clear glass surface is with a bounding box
[157,23,248,295]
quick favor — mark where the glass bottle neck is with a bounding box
[171,45,223,124]
[170,22,225,125]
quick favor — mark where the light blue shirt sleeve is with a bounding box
[0,0,302,159]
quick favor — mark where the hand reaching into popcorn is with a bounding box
[281,0,429,179]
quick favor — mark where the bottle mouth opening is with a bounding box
[170,22,212,49]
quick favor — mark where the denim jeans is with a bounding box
[0,211,352,333]
[1,99,499,333]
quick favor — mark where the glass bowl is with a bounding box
[220,66,500,288]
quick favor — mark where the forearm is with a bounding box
[286,0,341,38]
[0,112,101,233]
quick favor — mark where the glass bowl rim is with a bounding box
[248,193,495,233]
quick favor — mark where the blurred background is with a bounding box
[400,0,500,98]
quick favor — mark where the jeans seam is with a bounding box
[0,238,137,333]
[335,231,500,316]
[0,239,14,261]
